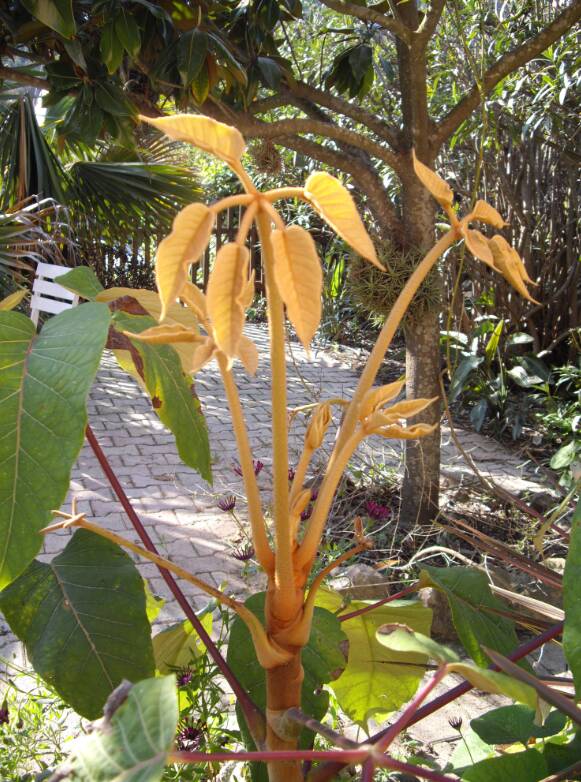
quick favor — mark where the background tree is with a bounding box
[1,0,579,524]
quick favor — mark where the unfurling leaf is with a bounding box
[237,334,259,375]
[271,225,322,349]
[140,114,246,169]
[375,422,438,439]
[0,289,27,311]
[359,379,406,420]
[463,228,495,266]
[489,236,538,302]
[412,151,454,208]
[206,243,249,359]
[123,323,201,345]
[304,172,381,268]
[192,336,217,372]
[156,203,214,321]
[363,397,438,433]
[181,281,208,320]
[471,200,506,229]
[306,402,332,450]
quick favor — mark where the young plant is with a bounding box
[0,114,541,782]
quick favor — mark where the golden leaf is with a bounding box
[140,114,246,168]
[240,270,255,311]
[412,151,454,208]
[96,287,200,373]
[290,488,311,518]
[359,379,406,420]
[471,200,506,229]
[0,289,27,311]
[463,228,495,267]
[364,397,438,434]
[376,422,438,440]
[121,323,201,345]
[304,172,381,268]
[271,226,322,349]
[206,243,249,358]
[156,203,214,321]
[181,281,208,320]
[305,402,332,450]
[192,337,217,372]
[237,334,259,375]
[489,236,538,303]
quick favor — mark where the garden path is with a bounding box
[0,324,548,662]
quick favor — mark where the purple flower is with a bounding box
[232,462,243,476]
[254,460,264,476]
[218,495,236,512]
[300,506,312,522]
[177,668,194,688]
[310,488,319,502]
[231,544,255,562]
[449,716,463,731]
[288,467,296,482]
[0,699,8,726]
[365,500,391,521]
[176,720,203,751]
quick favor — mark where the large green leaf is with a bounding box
[177,29,208,86]
[419,567,521,668]
[0,529,155,719]
[153,613,213,673]
[564,497,581,696]
[316,588,432,729]
[471,705,566,745]
[59,266,104,300]
[62,676,178,782]
[112,310,211,482]
[0,304,110,589]
[458,748,548,782]
[21,0,75,38]
[227,591,346,776]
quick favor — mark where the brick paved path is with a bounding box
[0,324,546,660]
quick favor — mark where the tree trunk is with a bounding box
[265,651,304,782]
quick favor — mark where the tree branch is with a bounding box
[434,0,581,146]
[317,0,411,42]
[415,0,446,45]
[0,66,49,90]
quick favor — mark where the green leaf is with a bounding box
[153,614,213,674]
[112,310,212,482]
[0,529,155,719]
[177,30,208,86]
[471,705,567,745]
[21,0,76,38]
[100,21,124,74]
[484,319,503,363]
[419,567,522,668]
[563,498,581,696]
[450,356,484,401]
[94,82,134,117]
[507,365,543,388]
[62,676,178,781]
[227,592,346,751]
[59,266,104,300]
[191,62,210,104]
[459,748,548,782]
[0,304,110,589]
[144,580,165,622]
[317,588,432,729]
[550,440,576,470]
[115,8,141,57]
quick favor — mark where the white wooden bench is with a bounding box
[30,262,79,327]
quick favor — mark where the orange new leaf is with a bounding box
[304,172,381,268]
[412,151,454,208]
[206,243,249,360]
[359,379,406,420]
[122,324,201,345]
[271,225,322,349]
[237,334,259,376]
[471,200,506,229]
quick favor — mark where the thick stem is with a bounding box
[266,651,305,782]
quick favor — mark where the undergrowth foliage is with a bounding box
[0,115,579,782]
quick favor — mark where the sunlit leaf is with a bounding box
[412,150,454,208]
[59,266,104,300]
[0,289,27,311]
[271,225,322,349]
[141,114,246,169]
[123,323,201,345]
[375,422,438,439]
[206,243,249,359]
[155,203,214,321]
[464,228,495,266]
[237,334,259,375]
[0,529,155,719]
[489,236,538,302]
[181,281,208,320]
[153,614,212,673]
[563,497,581,696]
[304,172,380,267]
[471,200,506,229]
[21,0,76,38]
[191,336,216,372]
[359,379,405,420]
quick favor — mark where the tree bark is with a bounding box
[265,651,304,781]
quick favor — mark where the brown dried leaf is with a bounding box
[412,151,454,208]
[271,226,322,349]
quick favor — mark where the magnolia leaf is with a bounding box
[237,334,259,375]
[359,379,406,420]
[112,310,211,482]
[377,627,536,709]
[191,337,216,372]
[316,588,432,728]
[464,228,495,267]
[0,289,27,311]
[419,567,522,668]
[96,287,200,373]
[181,281,208,320]
[62,676,178,782]
[140,114,246,169]
[123,323,201,345]
[21,0,76,38]
[59,266,104,300]
[304,172,380,267]
[153,614,212,673]
[471,200,506,229]
[412,151,453,208]
[0,529,155,719]
[156,203,214,321]
[271,225,322,349]
[206,243,249,359]
[0,304,110,589]
[562,497,581,696]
